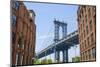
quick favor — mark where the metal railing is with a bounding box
[36,30,78,56]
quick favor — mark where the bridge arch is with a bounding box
[54,19,67,42]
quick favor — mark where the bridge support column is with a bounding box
[62,25,67,38]
[62,49,68,63]
[55,51,60,63]
[44,51,47,59]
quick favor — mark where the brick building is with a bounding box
[11,1,36,66]
[77,5,96,61]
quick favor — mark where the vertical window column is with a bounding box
[15,1,19,10]
[92,47,96,59]
[86,26,88,35]
[90,20,92,31]
[15,54,18,65]
[12,14,17,26]
[91,33,94,45]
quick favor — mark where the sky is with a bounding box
[24,1,80,62]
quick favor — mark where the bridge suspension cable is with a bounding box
[39,22,54,52]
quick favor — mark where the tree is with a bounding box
[47,59,52,64]
[72,56,80,62]
[34,59,41,64]
[41,59,53,64]
[41,59,47,64]
[34,58,53,64]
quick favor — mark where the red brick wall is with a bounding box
[77,5,96,61]
[12,1,36,65]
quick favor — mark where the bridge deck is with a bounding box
[36,30,79,58]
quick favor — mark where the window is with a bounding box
[81,33,83,40]
[12,1,15,8]
[29,45,30,53]
[84,6,86,12]
[84,30,85,38]
[18,39,22,48]
[81,54,82,61]
[83,52,84,61]
[81,53,83,61]
[84,40,86,49]
[29,45,32,53]
[22,56,25,65]
[87,50,89,60]
[86,26,88,34]
[83,42,84,50]
[26,56,29,64]
[18,34,24,49]
[12,14,16,26]
[94,15,96,26]
[91,33,94,45]
[88,50,91,59]
[30,19,33,22]
[88,8,91,18]
[82,10,83,16]
[83,19,84,27]
[12,32,16,44]
[17,53,21,65]
[12,1,19,10]
[21,55,23,65]
[92,47,96,58]
[79,36,81,42]
[84,52,86,61]
[87,37,89,46]
[93,7,96,12]
[85,51,87,60]
[91,49,92,59]
[16,54,18,65]
[85,15,87,24]
[90,20,92,31]
[79,27,80,33]
[83,52,85,61]
[15,1,19,10]
[80,14,81,19]
[82,32,84,40]
[81,24,82,32]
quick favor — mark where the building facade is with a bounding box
[77,5,96,61]
[11,1,36,66]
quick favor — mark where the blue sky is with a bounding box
[24,2,80,62]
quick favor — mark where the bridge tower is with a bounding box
[54,19,67,42]
[54,19,67,63]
